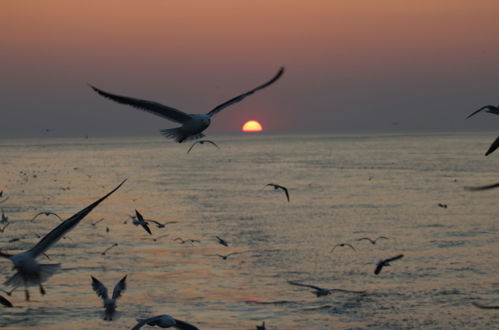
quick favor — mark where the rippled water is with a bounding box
[0,132,498,329]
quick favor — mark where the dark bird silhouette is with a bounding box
[209,252,245,260]
[134,210,152,235]
[187,140,220,153]
[0,295,13,307]
[0,180,125,301]
[132,314,199,330]
[466,105,499,119]
[256,321,266,330]
[89,68,284,143]
[91,218,105,227]
[147,219,177,229]
[287,280,365,297]
[356,236,389,245]
[330,243,356,253]
[215,236,229,247]
[265,183,290,202]
[374,254,404,275]
[31,211,63,222]
[437,203,448,208]
[485,136,499,156]
[464,182,499,191]
[91,275,127,321]
[472,302,499,309]
[174,237,200,245]
[101,243,118,255]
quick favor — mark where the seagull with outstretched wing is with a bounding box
[132,314,199,330]
[374,254,404,275]
[89,68,284,143]
[265,183,290,202]
[0,180,125,301]
[91,275,127,320]
[330,243,356,253]
[287,280,365,297]
[31,211,63,222]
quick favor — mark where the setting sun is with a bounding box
[242,120,263,132]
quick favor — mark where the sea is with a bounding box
[0,132,497,329]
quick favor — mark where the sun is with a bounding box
[242,120,263,132]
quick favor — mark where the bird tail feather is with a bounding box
[160,128,204,143]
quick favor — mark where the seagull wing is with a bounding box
[386,254,404,262]
[28,180,126,258]
[206,67,284,117]
[287,280,323,291]
[132,316,165,330]
[374,262,384,275]
[30,212,44,221]
[0,295,13,307]
[91,276,109,300]
[173,318,200,330]
[281,186,290,202]
[345,243,356,251]
[356,237,374,244]
[485,136,499,156]
[205,140,220,149]
[141,222,152,235]
[89,85,192,124]
[376,236,389,241]
[466,105,497,119]
[112,275,127,300]
[187,141,199,153]
[465,181,499,191]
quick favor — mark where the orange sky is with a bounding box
[1,1,499,136]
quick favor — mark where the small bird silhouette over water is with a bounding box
[147,219,177,229]
[134,210,152,235]
[209,252,245,260]
[31,211,63,222]
[174,237,200,245]
[265,183,290,202]
[91,275,127,321]
[356,236,389,245]
[0,180,125,301]
[374,254,404,275]
[437,203,448,208]
[287,280,365,297]
[466,105,499,119]
[0,295,13,307]
[215,236,229,247]
[90,68,284,143]
[330,243,356,253]
[132,314,199,330]
[464,182,499,191]
[187,140,220,153]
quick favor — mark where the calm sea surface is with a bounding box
[0,132,498,329]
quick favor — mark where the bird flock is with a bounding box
[0,68,497,329]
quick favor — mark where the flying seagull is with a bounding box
[287,280,365,297]
[208,252,246,260]
[464,182,499,191]
[0,180,125,301]
[186,140,220,153]
[132,314,199,330]
[356,236,389,245]
[173,237,200,245]
[265,183,290,202]
[134,210,152,235]
[215,236,229,247]
[466,105,499,119]
[0,295,13,307]
[101,243,118,256]
[31,211,63,222]
[484,136,499,156]
[374,254,404,275]
[89,67,284,143]
[330,243,356,253]
[91,274,127,321]
[472,302,499,309]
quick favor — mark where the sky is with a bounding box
[1,0,499,137]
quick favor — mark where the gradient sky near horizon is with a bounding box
[2,0,499,137]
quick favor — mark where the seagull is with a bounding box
[0,295,13,308]
[356,236,389,245]
[330,243,356,253]
[132,314,199,330]
[31,211,63,222]
[472,302,499,309]
[215,236,229,247]
[287,280,365,297]
[374,254,404,275]
[134,210,152,235]
[256,321,266,330]
[186,140,220,153]
[484,136,499,156]
[0,180,125,301]
[91,274,127,321]
[466,105,499,119]
[464,182,499,191]
[265,183,290,202]
[146,219,177,229]
[208,252,246,260]
[437,203,448,208]
[173,237,200,245]
[89,68,284,143]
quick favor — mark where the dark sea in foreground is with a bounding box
[0,132,497,329]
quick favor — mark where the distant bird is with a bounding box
[134,210,152,235]
[146,219,177,229]
[0,295,13,307]
[437,203,448,208]
[101,243,118,256]
[472,302,499,309]
[89,67,284,143]
[374,254,404,275]
[464,182,499,191]
[31,211,63,222]
[91,275,127,321]
[265,183,290,202]
[256,321,266,330]
[215,236,229,247]
[1,209,8,224]
[330,243,356,253]
[356,236,389,245]
[287,280,365,297]
[466,105,499,119]
[209,252,245,260]
[485,136,499,156]
[0,180,125,301]
[91,218,105,227]
[174,237,200,245]
[0,222,9,233]
[132,314,199,330]
[187,140,220,153]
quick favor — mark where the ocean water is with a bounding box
[0,132,497,329]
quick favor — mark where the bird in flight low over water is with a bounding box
[265,183,290,202]
[374,254,404,275]
[31,211,63,222]
[356,236,389,245]
[186,140,220,153]
[89,67,284,143]
[287,280,365,297]
[133,210,153,235]
[91,275,127,321]
[132,314,199,330]
[466,105,499,119]
[330,243,356,253]
[216,236,229,247]
[0,180,125,301]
